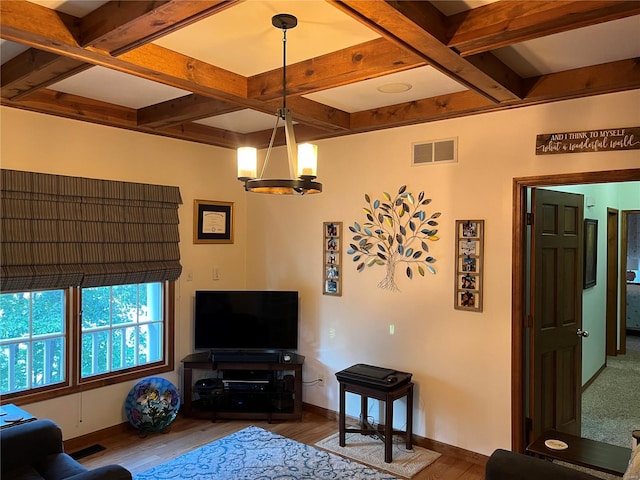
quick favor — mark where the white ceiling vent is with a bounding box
[412,137,457,166]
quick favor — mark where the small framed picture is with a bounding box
[459,239,477,256]
[326,251,339,265]
[194,200,234,244]
[458,291,479,308]
[460,256,477,273]
[323,222,342,296]
[458,273,479,291]
[461,220,480,238]
[455,220,484,312]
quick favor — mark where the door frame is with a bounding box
[620,210,640,352]
[511,168,640,452]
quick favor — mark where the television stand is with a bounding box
[181,351,304,422]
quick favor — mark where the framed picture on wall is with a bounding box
[584,218,598,288]
[193,199,234,244]
[454,220,484,312]
[323,222,342,296]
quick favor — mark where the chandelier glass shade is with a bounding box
[237,14,322,195]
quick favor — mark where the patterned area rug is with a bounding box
[316,432,441,479]
[134,425,399,479]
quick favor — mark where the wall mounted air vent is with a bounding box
[412,137,458,165]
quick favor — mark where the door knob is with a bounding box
[577,329,589,338]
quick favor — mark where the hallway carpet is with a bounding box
[581,335,640,448]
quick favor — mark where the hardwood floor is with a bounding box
[70,411,486,479]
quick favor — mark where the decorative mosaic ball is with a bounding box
[125,377,180,434]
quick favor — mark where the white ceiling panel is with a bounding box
[304,66,468,113]
[0,40,29,64]
[494,15,640,78]
[195,109,279,134]
[27,0,107,17]
[49,66,190,109]
[154,0,380,77]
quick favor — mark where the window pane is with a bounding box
[142,283,163,322]
[32,338,64,387]
[140,323,163,364]
[82,286,111,329]
[110,326,134,371]
[0,292,30,341]
[0,342,29,393]
[32,290,65,336]
[112,284,138,325]
[82,330,109,377]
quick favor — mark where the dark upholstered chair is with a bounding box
[0,419,131,480]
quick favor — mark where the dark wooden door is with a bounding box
[531,188,584,439]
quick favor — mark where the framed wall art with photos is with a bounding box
[454,219,484,312]
[193,199,234,244]
[323,222,342,296]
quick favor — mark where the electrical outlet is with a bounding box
[318,373,325,387]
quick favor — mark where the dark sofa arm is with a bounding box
[485,449,599,480]
[67,464,133,480]
[0,419,64,472]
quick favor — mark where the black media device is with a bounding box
[194,290,299,358]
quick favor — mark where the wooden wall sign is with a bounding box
[536,127,640,155]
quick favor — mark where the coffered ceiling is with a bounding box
[1,1,639,150]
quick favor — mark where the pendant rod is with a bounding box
[282,27,287,112]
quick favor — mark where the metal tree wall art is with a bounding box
[347,186,441,292]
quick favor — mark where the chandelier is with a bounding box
[237,14,322,195]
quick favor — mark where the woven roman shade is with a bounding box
[1,169,182,292]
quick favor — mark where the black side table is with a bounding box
[526,430,631,476]
[0,404,36,429]
[337,379,414,463]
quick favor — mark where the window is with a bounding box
[81,283,163,379]
[0,282,173,401]
[1,170,180,401]
[0,290,66,394]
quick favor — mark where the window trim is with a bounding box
[2,282,174,406]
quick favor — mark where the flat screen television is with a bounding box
[194,290,299,351]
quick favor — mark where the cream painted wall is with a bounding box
[1,89,639,455]
[245,91,640,455]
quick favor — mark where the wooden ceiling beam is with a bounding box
[0,0,351,131]
[1,87,244,148]
[350,90,495,131]
[0,1,246,100]
[1,88,138,126]
[349,57,640,132]
[80,0,239,55]
[0,1,238,105]
[240,123,339,150]
[1,48,90,100]
[159,122,243,148]
[137,94,243,128]
[283,97,351,131]
[330,0,525,103]
[524,58,640,102]
[448,1,640,56]
[248,38,425,101]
